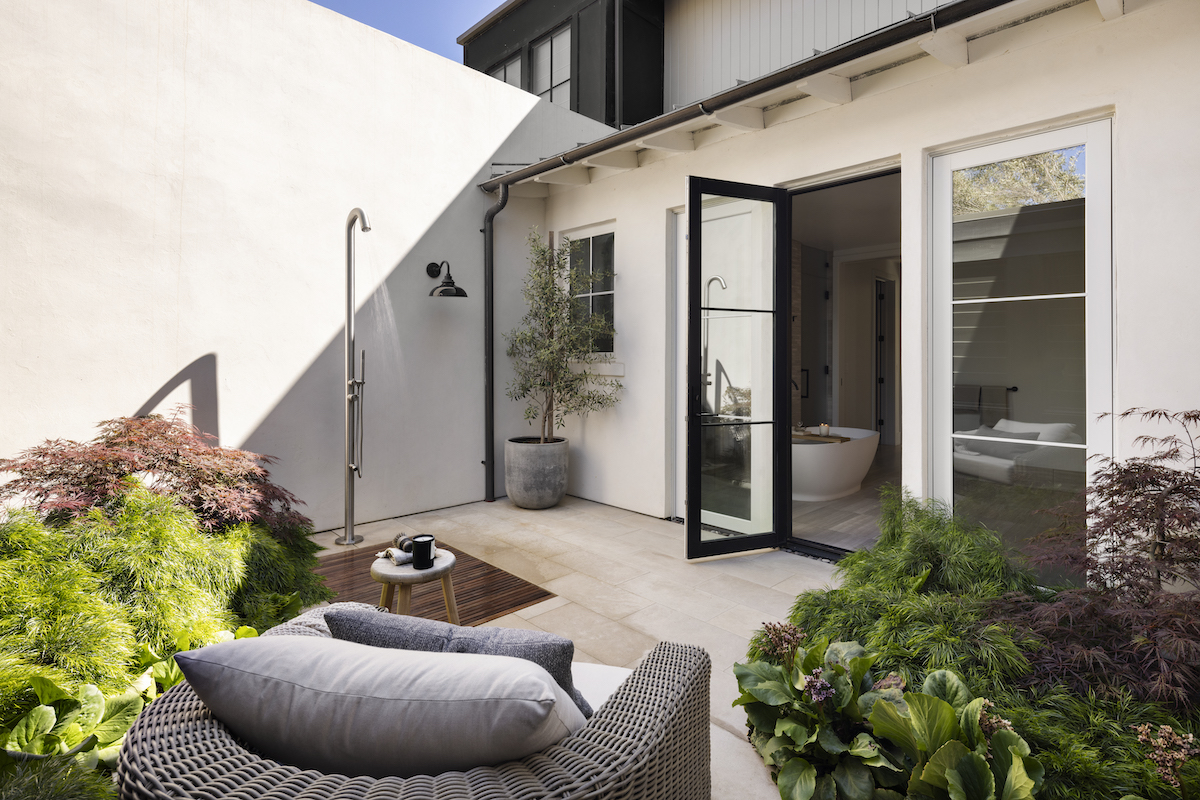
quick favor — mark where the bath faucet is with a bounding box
[701,276,728,408]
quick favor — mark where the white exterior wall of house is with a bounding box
[517,0,1200,517]
[0,0,612,530]
[664,0,948,108]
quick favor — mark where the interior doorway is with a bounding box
[788,171,902,556]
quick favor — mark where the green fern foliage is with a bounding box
[0,485,331,720]
[0,754,118,800]
[63,488,243,652]
[767,487,1037,691]
[751,487,1200,800]
[0,513,137,711]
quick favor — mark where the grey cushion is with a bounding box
[967,425,1041,459]
[325,606,593,718]
[175,636,586,778]
[259,602,382,638]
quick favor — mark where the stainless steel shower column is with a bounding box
[338,207,370,545]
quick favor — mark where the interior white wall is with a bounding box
[523,0,1200,514]
[0,0,611,529]
[835,256,899,430]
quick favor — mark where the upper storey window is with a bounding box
[532,25,571,108]
[489,54,521,88]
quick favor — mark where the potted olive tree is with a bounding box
[503,230,621,508]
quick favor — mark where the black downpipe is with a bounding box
[482,183,509,502]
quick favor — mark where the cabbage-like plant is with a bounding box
[734,638,1044,800]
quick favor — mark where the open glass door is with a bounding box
[686,177,790,558]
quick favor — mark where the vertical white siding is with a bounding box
[664,0,945,109]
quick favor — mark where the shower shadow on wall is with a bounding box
[135,353,221,444]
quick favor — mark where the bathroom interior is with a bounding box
[789,171,901,555]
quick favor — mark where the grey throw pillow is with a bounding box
[260,602,383,638]
[325,606,593,718]
[175,637,586,778]
[968,425,1041,459]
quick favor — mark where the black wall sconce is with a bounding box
[427,261,467,297]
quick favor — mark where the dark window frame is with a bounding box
[481,15,579,112]
[570,231,616,354]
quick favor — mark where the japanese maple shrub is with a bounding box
[991,409,1200,713]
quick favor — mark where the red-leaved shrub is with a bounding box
[0,409,310,540]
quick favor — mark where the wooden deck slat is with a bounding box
[315,545,555,626]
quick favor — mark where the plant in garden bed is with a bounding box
[991,408,1200,713]
[0,412,331,634]
[0,625,258,796]
[760,486,1038,692]
[735,635,1044,800]
[0,409,311,539]
[0,491,316,712]
[761,487,1199,800]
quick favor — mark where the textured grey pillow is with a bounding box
[175,636,586,778]
[967,425,1041,459]
[325,606,593,718]
[260,602,382,638]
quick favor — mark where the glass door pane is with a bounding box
[933,121,1112,580]
[687,177,789,558]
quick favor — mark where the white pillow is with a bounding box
[571,662,632,713]
[175,636,586,778]
[994,418,1077,443]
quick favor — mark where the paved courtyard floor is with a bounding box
[313,495,842,799]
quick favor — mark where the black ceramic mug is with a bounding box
[412,534,436,570]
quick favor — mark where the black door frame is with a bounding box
[685,176,791,559]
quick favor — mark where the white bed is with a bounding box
[953,418,1083,485]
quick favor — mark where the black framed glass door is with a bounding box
[686,177,790,558]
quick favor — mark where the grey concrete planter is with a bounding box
[505,436,569,509]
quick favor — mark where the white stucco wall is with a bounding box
[514,0,1200,515]
[0,0,611,529]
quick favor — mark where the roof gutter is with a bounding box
[476,0,1020,504]
[480,0,1019,194]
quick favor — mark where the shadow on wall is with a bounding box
[135,353,221,444]
[239,184,492,532]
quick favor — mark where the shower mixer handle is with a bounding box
[356,350,365,478]
[347,349,366,478]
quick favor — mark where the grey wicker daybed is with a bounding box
[116,639,712,800]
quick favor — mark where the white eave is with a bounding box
[484,0,1112,195]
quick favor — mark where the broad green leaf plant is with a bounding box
[0,625,256,777]
[735,638,1044,800]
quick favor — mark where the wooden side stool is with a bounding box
[370,549,460,624]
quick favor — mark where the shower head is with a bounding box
[347,207,371,233]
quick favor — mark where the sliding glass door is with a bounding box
[686,177,790,558]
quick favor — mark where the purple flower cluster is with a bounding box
[804,667,835,703]
[1132,723,1200,788]
[760,622,806,669]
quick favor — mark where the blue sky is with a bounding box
[308,0,505,63]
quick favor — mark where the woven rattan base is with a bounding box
[117,642,711,800]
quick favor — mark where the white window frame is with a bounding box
[930,119,1113,504]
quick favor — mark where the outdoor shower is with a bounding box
[338,207,370,545]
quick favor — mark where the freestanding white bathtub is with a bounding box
[792,427,880,502]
